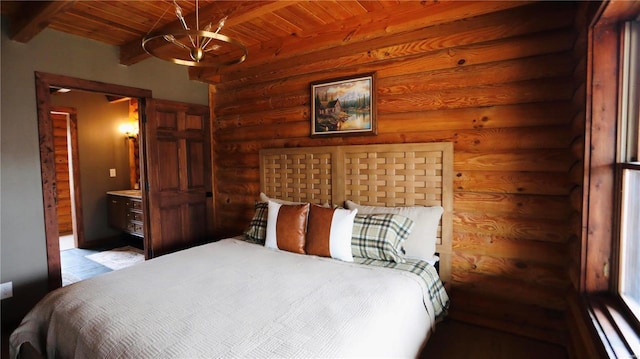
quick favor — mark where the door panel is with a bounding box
[187,140,205,188]
[145,99,212,258]
[157,139,180,191]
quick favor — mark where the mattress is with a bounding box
[10,238,448,358]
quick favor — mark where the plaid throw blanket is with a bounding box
[353,256,450,320]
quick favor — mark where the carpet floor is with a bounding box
[85,246,144,270]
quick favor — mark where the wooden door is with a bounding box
[144,99,213,258]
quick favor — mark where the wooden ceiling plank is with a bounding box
[49,11,137,45]
[60,2,156,26]
[285,3,328,29]
[234,22,285,45]
[378,1,402,10]
[317,1,358,21]
[228,23,271,44]
[220,1,293,26]
[70,2,161,35]
[10,0,77,43]
[332,1,369,18]
[300,2,340,25]
[270,7,315,33]
[356,0,386,13]
[260,12,304,36]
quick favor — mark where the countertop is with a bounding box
[107,189,142,199]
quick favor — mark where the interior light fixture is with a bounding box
[142,0,247,67]
[119,122,139,139]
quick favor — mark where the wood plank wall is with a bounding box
[52,113,73,235]
[208,1,582,347]
[128,99,140,189]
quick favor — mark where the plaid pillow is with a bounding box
[351,214,414,263]
[244,201,268,244]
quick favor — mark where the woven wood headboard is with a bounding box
[259,142,453,282]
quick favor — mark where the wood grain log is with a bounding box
[454,212,571,244]
[216,106,308,128]
[455,149,575,172]
[453,232,567,266]
[215,125,573,157]
[454,192,573,219]
[216,52,575,117]
[452,251,569,288]
[378,78,575,113]
[449,171,570,196]
[381,101,575,132]
[377,52,575,95]
[217,101,574,138]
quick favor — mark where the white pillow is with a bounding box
[344,200,443,261]
[306,204,357,262]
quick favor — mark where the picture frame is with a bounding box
[311,73,376,137]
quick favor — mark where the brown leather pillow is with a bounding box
[306,205,334,257]
[265,201,309,254]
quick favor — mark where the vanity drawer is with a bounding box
[127,211,143,222]
[129,199,142,210]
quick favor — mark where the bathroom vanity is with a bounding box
[107,190,144,238]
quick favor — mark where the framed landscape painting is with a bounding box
[311,73,376,137]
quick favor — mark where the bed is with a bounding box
[10,142,453,359]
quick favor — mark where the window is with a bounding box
[584,5,640,358]
[616,19,640,325]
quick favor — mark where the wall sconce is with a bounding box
[119,122,139,139]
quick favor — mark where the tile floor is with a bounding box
[61,247,113,285]
[59,235,143,286]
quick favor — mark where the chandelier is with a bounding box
[142,0,247,67]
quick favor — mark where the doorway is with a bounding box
[51,102,141,286]
[35,72,152,290]
[36,72,213,290]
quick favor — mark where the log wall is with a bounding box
[208,1,582,346]
[52,113,73,235]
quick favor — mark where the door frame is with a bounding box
[35,71,152,290]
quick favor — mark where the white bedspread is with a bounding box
[10,238,434,358]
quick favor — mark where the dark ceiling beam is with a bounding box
[119,1,289,66]
[9,1,76,43]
